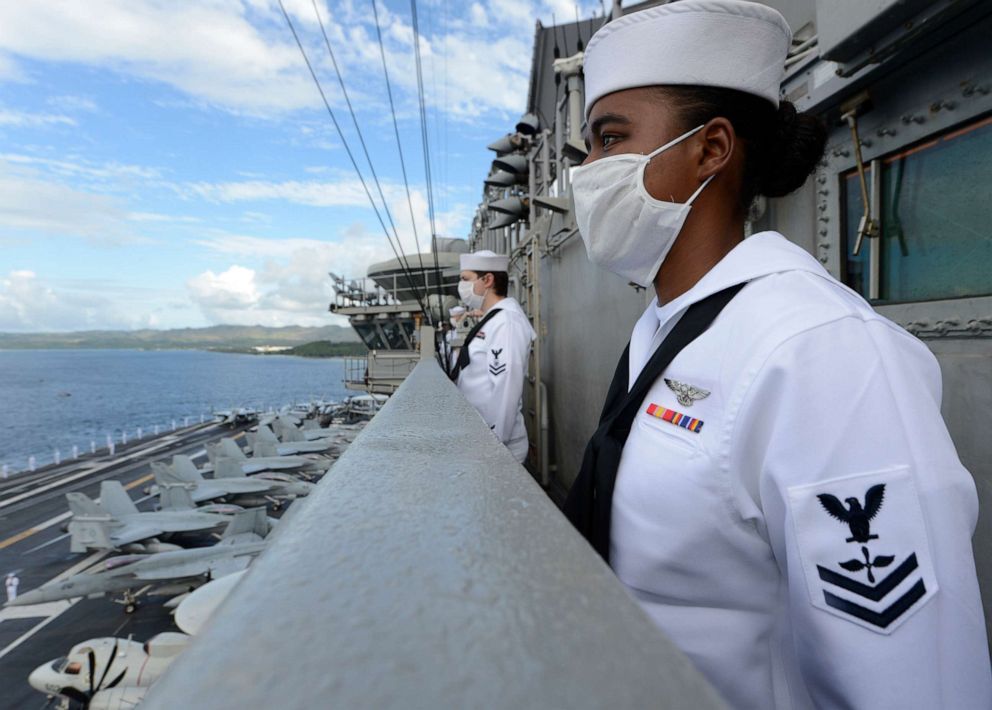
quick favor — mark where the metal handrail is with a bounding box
[142,361,725,709]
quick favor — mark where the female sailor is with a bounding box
[562,2,991,707]
[452,250,535,463]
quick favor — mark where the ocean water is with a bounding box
[0,349,350,471]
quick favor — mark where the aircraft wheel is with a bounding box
[125,602,137,614]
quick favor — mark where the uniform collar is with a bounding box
[485,297,537,339]
[656,231,827,314]
[630,232,828,384]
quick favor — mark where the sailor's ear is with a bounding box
[696,117,735,181]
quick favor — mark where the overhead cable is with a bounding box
[409,0,447,339]
[309,0,429,316]
[371,0,427,282]
[277,0,428,318]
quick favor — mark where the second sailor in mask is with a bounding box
[450,250,535,463]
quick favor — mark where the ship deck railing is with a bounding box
[142,359,726,709]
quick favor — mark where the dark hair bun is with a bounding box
[759,101,827,198]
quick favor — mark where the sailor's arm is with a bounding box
[730,318,991,708]
[484,318,527,446]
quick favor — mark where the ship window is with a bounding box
[64,661,82,675]
[353,324,385,350]
[842,114,992,303]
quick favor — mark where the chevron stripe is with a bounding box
[817,554,918,602]
[823,579,926,629]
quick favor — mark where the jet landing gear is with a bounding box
[114,589,140,614]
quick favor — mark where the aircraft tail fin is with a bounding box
[99,481,139,518]
[171,455,204,483]
[159,485,195,511]
[251,439,278,458]
[214,457,244,479]
[153,463,188,489]
[221,507,269,540]
[219,438,246,461]
[257,426,280,443]
[274,419,303,443]
[66,491,104,517]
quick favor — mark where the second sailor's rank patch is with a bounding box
[787,467,937,634]
[489,348,506,376]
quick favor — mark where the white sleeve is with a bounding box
[730,317,991,708]
[482,317,529,445]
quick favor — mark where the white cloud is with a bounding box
[0,0,602,121]
[46,94,98,113]
[189,226,393,326]
[0,173,140,245]
[186,177,370,208]
[0,270,168,331]
[188,265,260,310]
[0,152,161,183]
[0,108,75,127]
[0,154,166,245]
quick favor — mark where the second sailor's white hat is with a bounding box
[460,249,508,273]
[583,0,792,116]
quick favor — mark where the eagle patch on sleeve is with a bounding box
[787,467,937,634]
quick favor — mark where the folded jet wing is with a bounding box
[66,480,232,553]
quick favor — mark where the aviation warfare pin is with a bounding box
[786,467,938,634]
[664,378,710,407]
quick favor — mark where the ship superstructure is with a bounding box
[329,238,467,393]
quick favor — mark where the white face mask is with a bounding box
[458,278,485,310]
[570,124,713,288]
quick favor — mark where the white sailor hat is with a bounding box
[459,249,509,273]
[583,0,792,116]
[449,306,466,315]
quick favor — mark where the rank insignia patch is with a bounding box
[489,348,506,377]
[787,467,938,634]
[645,403,704,433]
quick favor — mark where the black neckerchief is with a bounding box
[448,308,503,382]
[563,283,745,560]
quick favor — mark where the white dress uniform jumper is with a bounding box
[567,232,991,708]
[454,297,535,463]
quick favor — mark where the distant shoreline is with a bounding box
[0,324,365,357]
[0,343,368,358]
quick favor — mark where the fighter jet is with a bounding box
[205,438,318,474]
[28,631,190,709]
[247,425,335,456]
[211,461,317,496]
[67,480,232,553]
[10,508,269,612]
[152,455,274,501]
[272,415,337,442]
[153,454,313,508]
[213,406,258,426]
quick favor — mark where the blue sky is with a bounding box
[0,0,600,331]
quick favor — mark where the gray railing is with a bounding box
[142,361,725,709]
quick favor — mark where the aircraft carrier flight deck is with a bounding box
[0,421,254,709]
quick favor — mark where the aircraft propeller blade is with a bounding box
[96,639,119,691]
[87,648,97,697]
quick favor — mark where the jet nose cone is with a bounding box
[6,588,46,607]
[27,663,59,693]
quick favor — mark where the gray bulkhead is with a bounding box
[469,0,992,643]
